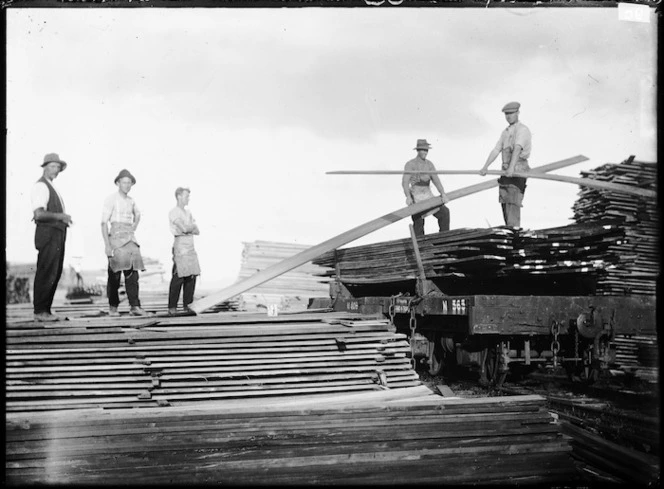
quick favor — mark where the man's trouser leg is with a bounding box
[435,205,450,232]
[411,213,425,237]
[505,204,521,228]
[499,182,525,228]
[168,264,184,309]
[33,227,66,314]
[107,267,122,308]
[182,275,197,308]
[124,269,141,307]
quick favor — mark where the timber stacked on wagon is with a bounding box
[313,156,658,299]
[6,387,578,485]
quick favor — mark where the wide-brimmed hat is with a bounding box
[42,153,67,171]
[502,101,521,114]
[114,169,136,185]
[414,139,432,150]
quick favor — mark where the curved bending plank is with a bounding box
[189,155,589,314]
[327,169,656,199]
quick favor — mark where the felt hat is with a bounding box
[42,153,67,171]
[414,139,432,150]
[502,101,521,113]
[114,169,136,185]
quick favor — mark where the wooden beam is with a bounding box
[189,156,589,313]
[326,168,656,199]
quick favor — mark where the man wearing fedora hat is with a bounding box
[30,153,73,322]
[402,139,450,237]
[479,101,532,228]
[101,169,149,316]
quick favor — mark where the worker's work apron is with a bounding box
[410,182,440,218]
[173,235,201,277]
[499,148,529,207]
[108,222,145,273]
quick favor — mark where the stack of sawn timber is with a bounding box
[6,313,418,412]
[313,222,630,296]
[572,157,658,296]
[6,388,578,485]
[208,241,332,313]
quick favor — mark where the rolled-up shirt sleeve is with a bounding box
[31,182,49,212]
[514,125,532,159]
[101,195,114,223]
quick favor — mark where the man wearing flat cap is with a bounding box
[402,139,450,236]
[480,101,532,228]
[30,153,73,322]
[167,187,201,315]
[101,169,149,316]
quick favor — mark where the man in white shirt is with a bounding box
[168,187,201,315]
[480,101,532,228]
[101,169,148,316]
[30,153,72,321]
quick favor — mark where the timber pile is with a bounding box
[314,157,657,298]
[6,388,578,485]
[6,312,419,412]
[313,223,630,296]
[572,158,658,296]
[613,334,659,382]
[208,241,331,313]
[560,420,659,485]
[314,227,515,286]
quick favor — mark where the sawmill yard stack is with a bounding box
[6,311,576,483]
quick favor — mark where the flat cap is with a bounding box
[502,101,521,113]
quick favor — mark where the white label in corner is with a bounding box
[618,3,650,23]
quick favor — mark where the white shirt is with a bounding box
[31,179,65,212]
[101,192,140,225]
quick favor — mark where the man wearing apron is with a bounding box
[167,187,201,315]
[402,139,451,237]
[480,101,532,228]
[101,169,148,316]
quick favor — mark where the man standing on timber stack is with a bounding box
[403,139,450,237]
[480,101,532,228]
[168,187,201,315]
[31,153,73,322]
[101,169,149,316]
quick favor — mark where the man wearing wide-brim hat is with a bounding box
[30,153,73,322]
[479,101,532,228]
[402,139,451,236]
[101,169,149,316]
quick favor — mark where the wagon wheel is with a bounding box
[428,335,444,376]
[480,345,505,387]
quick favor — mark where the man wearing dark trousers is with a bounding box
[30,153,72,322]
[402,139,450,237]
[480,101,532,228]
[168,187,201,315]
[101,169,149,316]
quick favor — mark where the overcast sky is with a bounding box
[6,6,657,289]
